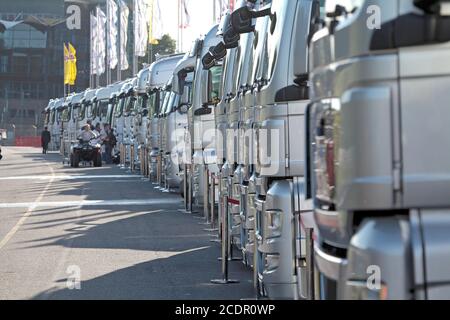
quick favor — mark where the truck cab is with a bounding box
[308,0,450,299]
[62,92,85,160]
[172,27,222,209]
[230,0,323,299]
[114,79,134,159]
[122,77,138,168]
[146,54,185,183]
[133,67,151,172]
[51,97,64,151]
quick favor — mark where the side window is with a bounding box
[210,65,223,102]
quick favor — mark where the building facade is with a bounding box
[0,0,134,141]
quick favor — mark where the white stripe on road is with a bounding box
[0,199,179,209]
[0,164,55,250]
[0,175,140,181]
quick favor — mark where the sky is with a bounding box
[157,0,223,52]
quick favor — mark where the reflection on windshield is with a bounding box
[61,107,70,122]
[125,96,135,115]
[147,92,157,118]
[115,97,125,117]
[160,91,171,115]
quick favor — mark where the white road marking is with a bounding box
[0,175,139,181]
[0,199,179,209]
[0,164,55,250]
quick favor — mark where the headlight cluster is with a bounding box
[266,210,282,238]
[311,99,341,204]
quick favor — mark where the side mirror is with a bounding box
[202,42,228,70]
[230,4,272,34]
[223,24,240,48]
[211,42,227,60]
[202,52,215,70]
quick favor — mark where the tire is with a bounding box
[94,152,102,167]
[73,153,80,168]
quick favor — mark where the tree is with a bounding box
[146,34,177,64]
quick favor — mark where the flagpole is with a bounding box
[117,0,121,81]
[132,0,137,75]
[213,0,216,24]
[106,0,110,85]
[177,0,180,53]
[180,0,183,52]
[63,42,66,97]
[96,6,100,88]
[90,14,93,88]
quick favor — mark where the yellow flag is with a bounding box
[148,0,159,45]
[68,42,77,86]
[63,43,70,85]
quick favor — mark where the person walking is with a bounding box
[41,127,51,154]
[102,124,115,164]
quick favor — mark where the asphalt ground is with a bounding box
[0,147,253,300]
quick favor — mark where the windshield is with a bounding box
[56,108,63,124]
[44,111,50,125]
[115,97,125,117]
[61,107,71,122]
[78,102,87,121]
[264,0,289,82]
[147,91,158,118]
[135,95,148,112]
[106,101,115,124]
[87,101,96,119]
[72,104,80,122]
[97,100,109,122]
[160,91,171,115]
[251,15,270,86]
[235,32,253,91]
[163,92,180,114]
[49,110,55,124]
[124,95,135,115]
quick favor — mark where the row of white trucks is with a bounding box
[44,0,450,299]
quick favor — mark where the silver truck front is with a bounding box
[308,0,450,299]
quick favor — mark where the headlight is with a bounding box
[311,99,341,203]
[265,253,280,271]
[266,210,282,237]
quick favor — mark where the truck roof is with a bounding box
[148,54,185,89]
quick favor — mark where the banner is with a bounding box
[149,0,163,44]
[68,43,77,85]
[97,7,107,75]
[107,0,119,70]
[179,0,190,29]
[64,43,70,85]
[90,13,98,75]
[134,0,148,57]
[119,0,129,70]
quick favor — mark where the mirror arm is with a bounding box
[251,7,272,18]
